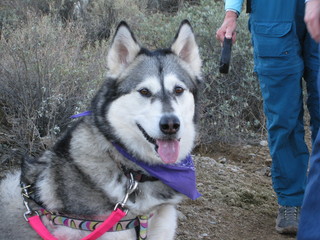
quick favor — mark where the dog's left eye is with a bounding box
[174,86,184,95]
[138,88,151,97]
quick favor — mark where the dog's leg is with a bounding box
[148,204,177,240]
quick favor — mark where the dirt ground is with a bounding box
[176,143,297,240]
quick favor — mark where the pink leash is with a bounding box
[28,208,126,240]
[28,215,59,240]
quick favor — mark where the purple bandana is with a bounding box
[113,144,201,200]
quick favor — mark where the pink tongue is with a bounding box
[156,139,180,164]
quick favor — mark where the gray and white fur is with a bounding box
[0,20,202,240]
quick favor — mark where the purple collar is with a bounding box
[70,111,92,119]
[113,143,201,200]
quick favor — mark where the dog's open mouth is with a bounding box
[137,124,180,164]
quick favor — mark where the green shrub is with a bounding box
[0,15,108,157]
[0,0,265,165]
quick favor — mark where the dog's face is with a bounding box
[93,21,202,164]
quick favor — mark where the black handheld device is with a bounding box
[219,37,233,74]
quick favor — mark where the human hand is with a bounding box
[305,0,320,42]
[216,11,238,44]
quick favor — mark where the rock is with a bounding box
[259,140,268,147]
[218,157,227,164]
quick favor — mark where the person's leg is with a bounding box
[298,129,320,239]
[258,72,309,207]
[303,34,320,143]
[295,0,320,143]
[297,44,320,240]
[249,0,309,234]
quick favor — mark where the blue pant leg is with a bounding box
[303,35,320,143]
[305,67,320,143]
[298,129,320,240]
[297,44,320,240]
[250,0,311,206]
[258,72,309,206]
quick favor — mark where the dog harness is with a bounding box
[21,173,150,240]
[39,208,151,237]
[27,209,126,240]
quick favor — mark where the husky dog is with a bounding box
[0,20,202,240]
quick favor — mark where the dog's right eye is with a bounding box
[138,88,151,97]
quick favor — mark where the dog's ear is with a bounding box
[107,21,141,77]
[171,20,201,77]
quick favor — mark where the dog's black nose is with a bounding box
[160,115,180,134]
